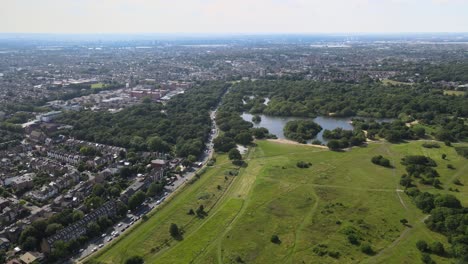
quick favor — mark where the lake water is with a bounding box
[241,113,393,144]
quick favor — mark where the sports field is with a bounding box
[88,140,467,264]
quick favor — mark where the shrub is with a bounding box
[371,155,391,167]
[429,241,444,255]
[328,251,340,258]
[360,243,374,255]
[421,253,434,264]
[416,240,428,252]
[347,234,360,245]
[270,234,280,244]
[296,161,310,168]
[422,142,440,149]
[125,256,144,264]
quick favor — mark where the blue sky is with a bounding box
[1,0,467,33]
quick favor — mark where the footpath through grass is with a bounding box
[90,140,467,264]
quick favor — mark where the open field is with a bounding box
[91,83,106,89]
[382,79,413,86]
[89,140,468,264]
[443,90,466,96]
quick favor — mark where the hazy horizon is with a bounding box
[2,0,468,34]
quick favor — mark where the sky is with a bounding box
[1,0,468,34]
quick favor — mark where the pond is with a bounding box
[241,113,394,144]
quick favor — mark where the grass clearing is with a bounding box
[91,83,106,89]
[90,140,467,264]
[443,90,466,96]
[382,79,413,86]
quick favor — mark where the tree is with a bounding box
[228,148,242,160]
[434,194,462,209]
[235,132,253,146]
[327,140,341,151]
[360,243,374,255]
[86,222,101,237]
[252,115,261,123]
[169,223,180,238]
[412,126,426,138]
[196,205,206,218]
[213,136,236,152]
[45,223,63,236]
[21,236,37,251]
[128,191,146,210]
[92,183,106,197]
[147,136,170,153]
[72,210,84,222]
[400,218,408,225]
[146,182,164,197]
[441,153,447,160]
[125,255,144,264]
[416,240,428,252]
[421,253,434,264]
[429,241,444,255]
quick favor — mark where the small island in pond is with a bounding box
[283,120,322,143]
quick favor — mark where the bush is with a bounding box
[347,234,360,245]
[125,256,144,264]
[360,243,374,255]
[429,241,444,255]
[422,142,440,149]
[270,234,280,244]
[416,240,428,252]
[447,164,455,169]
[328,251,340,258]
[421,253,434,264]
[296,161,310,168]
[452,178,463,186]
[371,155,391,167]
[169,223,180,238]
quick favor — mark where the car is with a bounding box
[156,200,161,205]
[79,248,84,253]
[92,247,98,252]
[101,233,106,238]
[107,237,112,242]
[99,244,104,248]
[117,223,123,227]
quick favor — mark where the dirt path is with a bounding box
[266,138,329,149]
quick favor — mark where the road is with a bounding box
[168,109,219,191]
[75,109,220,263]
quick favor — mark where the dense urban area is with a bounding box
[0,34,467,264]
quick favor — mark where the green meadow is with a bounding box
[88,140,467,264]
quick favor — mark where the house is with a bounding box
[8,174,35,191]
[41,201,118,253]
[19,251,44,264]
[0,197,11,210]
[151,159,166,169]
[36,111,62,123]
[0,237,10,250]
[28,130,46,144]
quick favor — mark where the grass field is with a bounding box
[88,140,468,264]
[382,79,413,86]
[91,83,106,89]
[443,90,466,96]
